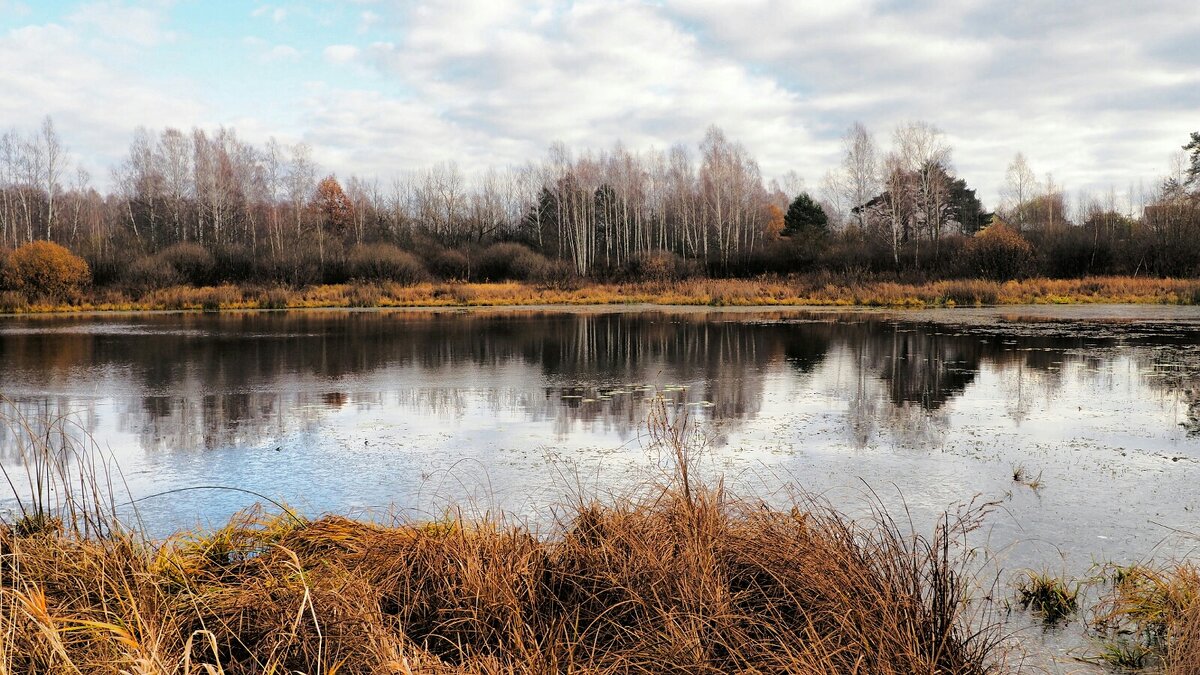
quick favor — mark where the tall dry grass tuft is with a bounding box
[0,402,1009,673]
[1093,562,1200,673]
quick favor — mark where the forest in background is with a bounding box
[1,118,1199,303]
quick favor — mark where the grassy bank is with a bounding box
[0,406,1010,674]
[3,415,1198,674]
[0,486,1010,674]
[9,275,1200,314]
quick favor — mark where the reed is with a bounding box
[7,274,1200,314]
[1093,562,1200,673]
[0,402,1012,674]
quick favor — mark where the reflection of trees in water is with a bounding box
[1128,345,1200,436]
[0,396,100,466]
[0,311,1198,452]
[131,393,319,453]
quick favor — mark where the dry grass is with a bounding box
[0,404,1009,674]
[6,275,1200,314]
[1093,563,1200,673]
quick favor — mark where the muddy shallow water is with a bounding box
[1,305,1198,671]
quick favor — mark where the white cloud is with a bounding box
[358,10,379,32]
[0,1,31,17]
[264,44,301,62]
[0,21,205,182]
[323,44,359,64]
[68,0,175,47]
[6,0,1200,207]
[330,0,820,181]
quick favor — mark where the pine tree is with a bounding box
[783,193,829,238]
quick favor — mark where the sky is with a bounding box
[1,0,1197,208]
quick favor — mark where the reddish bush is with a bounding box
[159,242,216,285]
[475,243,554,282]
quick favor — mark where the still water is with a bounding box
[1,305,1198,667]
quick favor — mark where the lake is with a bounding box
[1,305,1198,669]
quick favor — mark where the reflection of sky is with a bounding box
[3,308,1200,673]
[0,309,1197,567]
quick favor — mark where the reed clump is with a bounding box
[0,405,1008,674]
[0,494,1005,674]
[1092,563,1200,673]
[1014,570,1079,624]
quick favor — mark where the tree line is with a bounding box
[1,116,1199,295]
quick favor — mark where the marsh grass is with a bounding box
[1014,571,1080,624]
[1009,465,1043,492]
[1092,562,1200,673]
[8,274,1200,314]
[0,401,1016,674]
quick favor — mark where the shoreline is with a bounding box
[7,275,1200,316]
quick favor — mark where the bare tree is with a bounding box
[38,116,65,240]
[285,143,317,237]
[841,122,879,229]
[1001,152,1038,229]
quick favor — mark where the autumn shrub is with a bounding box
[431,282,478,304]
[623,249,699,282]
[2,240,91,302]
[1034,225,1118,278]
[964,221,1035,281]
[816,229,888,275]
[256,286,291,310]
[476,242,553,282]
[939,279,1001,306]
[346,243,426,284]
[123,254,181,292]
[197,285,242,311]
[160,242,216,285]
[429,248,470,280]
[0,290,28,312]
[212,243,256,283]
[261,242,325,286]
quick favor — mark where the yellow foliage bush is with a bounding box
[2,240,91,301]
[965,220,1035,281]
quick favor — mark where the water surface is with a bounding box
[1,305,1198,670]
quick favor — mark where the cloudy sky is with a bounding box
[1,0,1197,206]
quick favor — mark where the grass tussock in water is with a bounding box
[0,406,1009,674]
[1092,563,1200,673]
[1013,571,1079,624]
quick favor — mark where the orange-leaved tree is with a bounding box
[310,175,355,237]
[3,241,92,302]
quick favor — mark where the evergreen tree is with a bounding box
[783,193,829,238]
[1185,131,1200,188]
[947,175,989,235]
